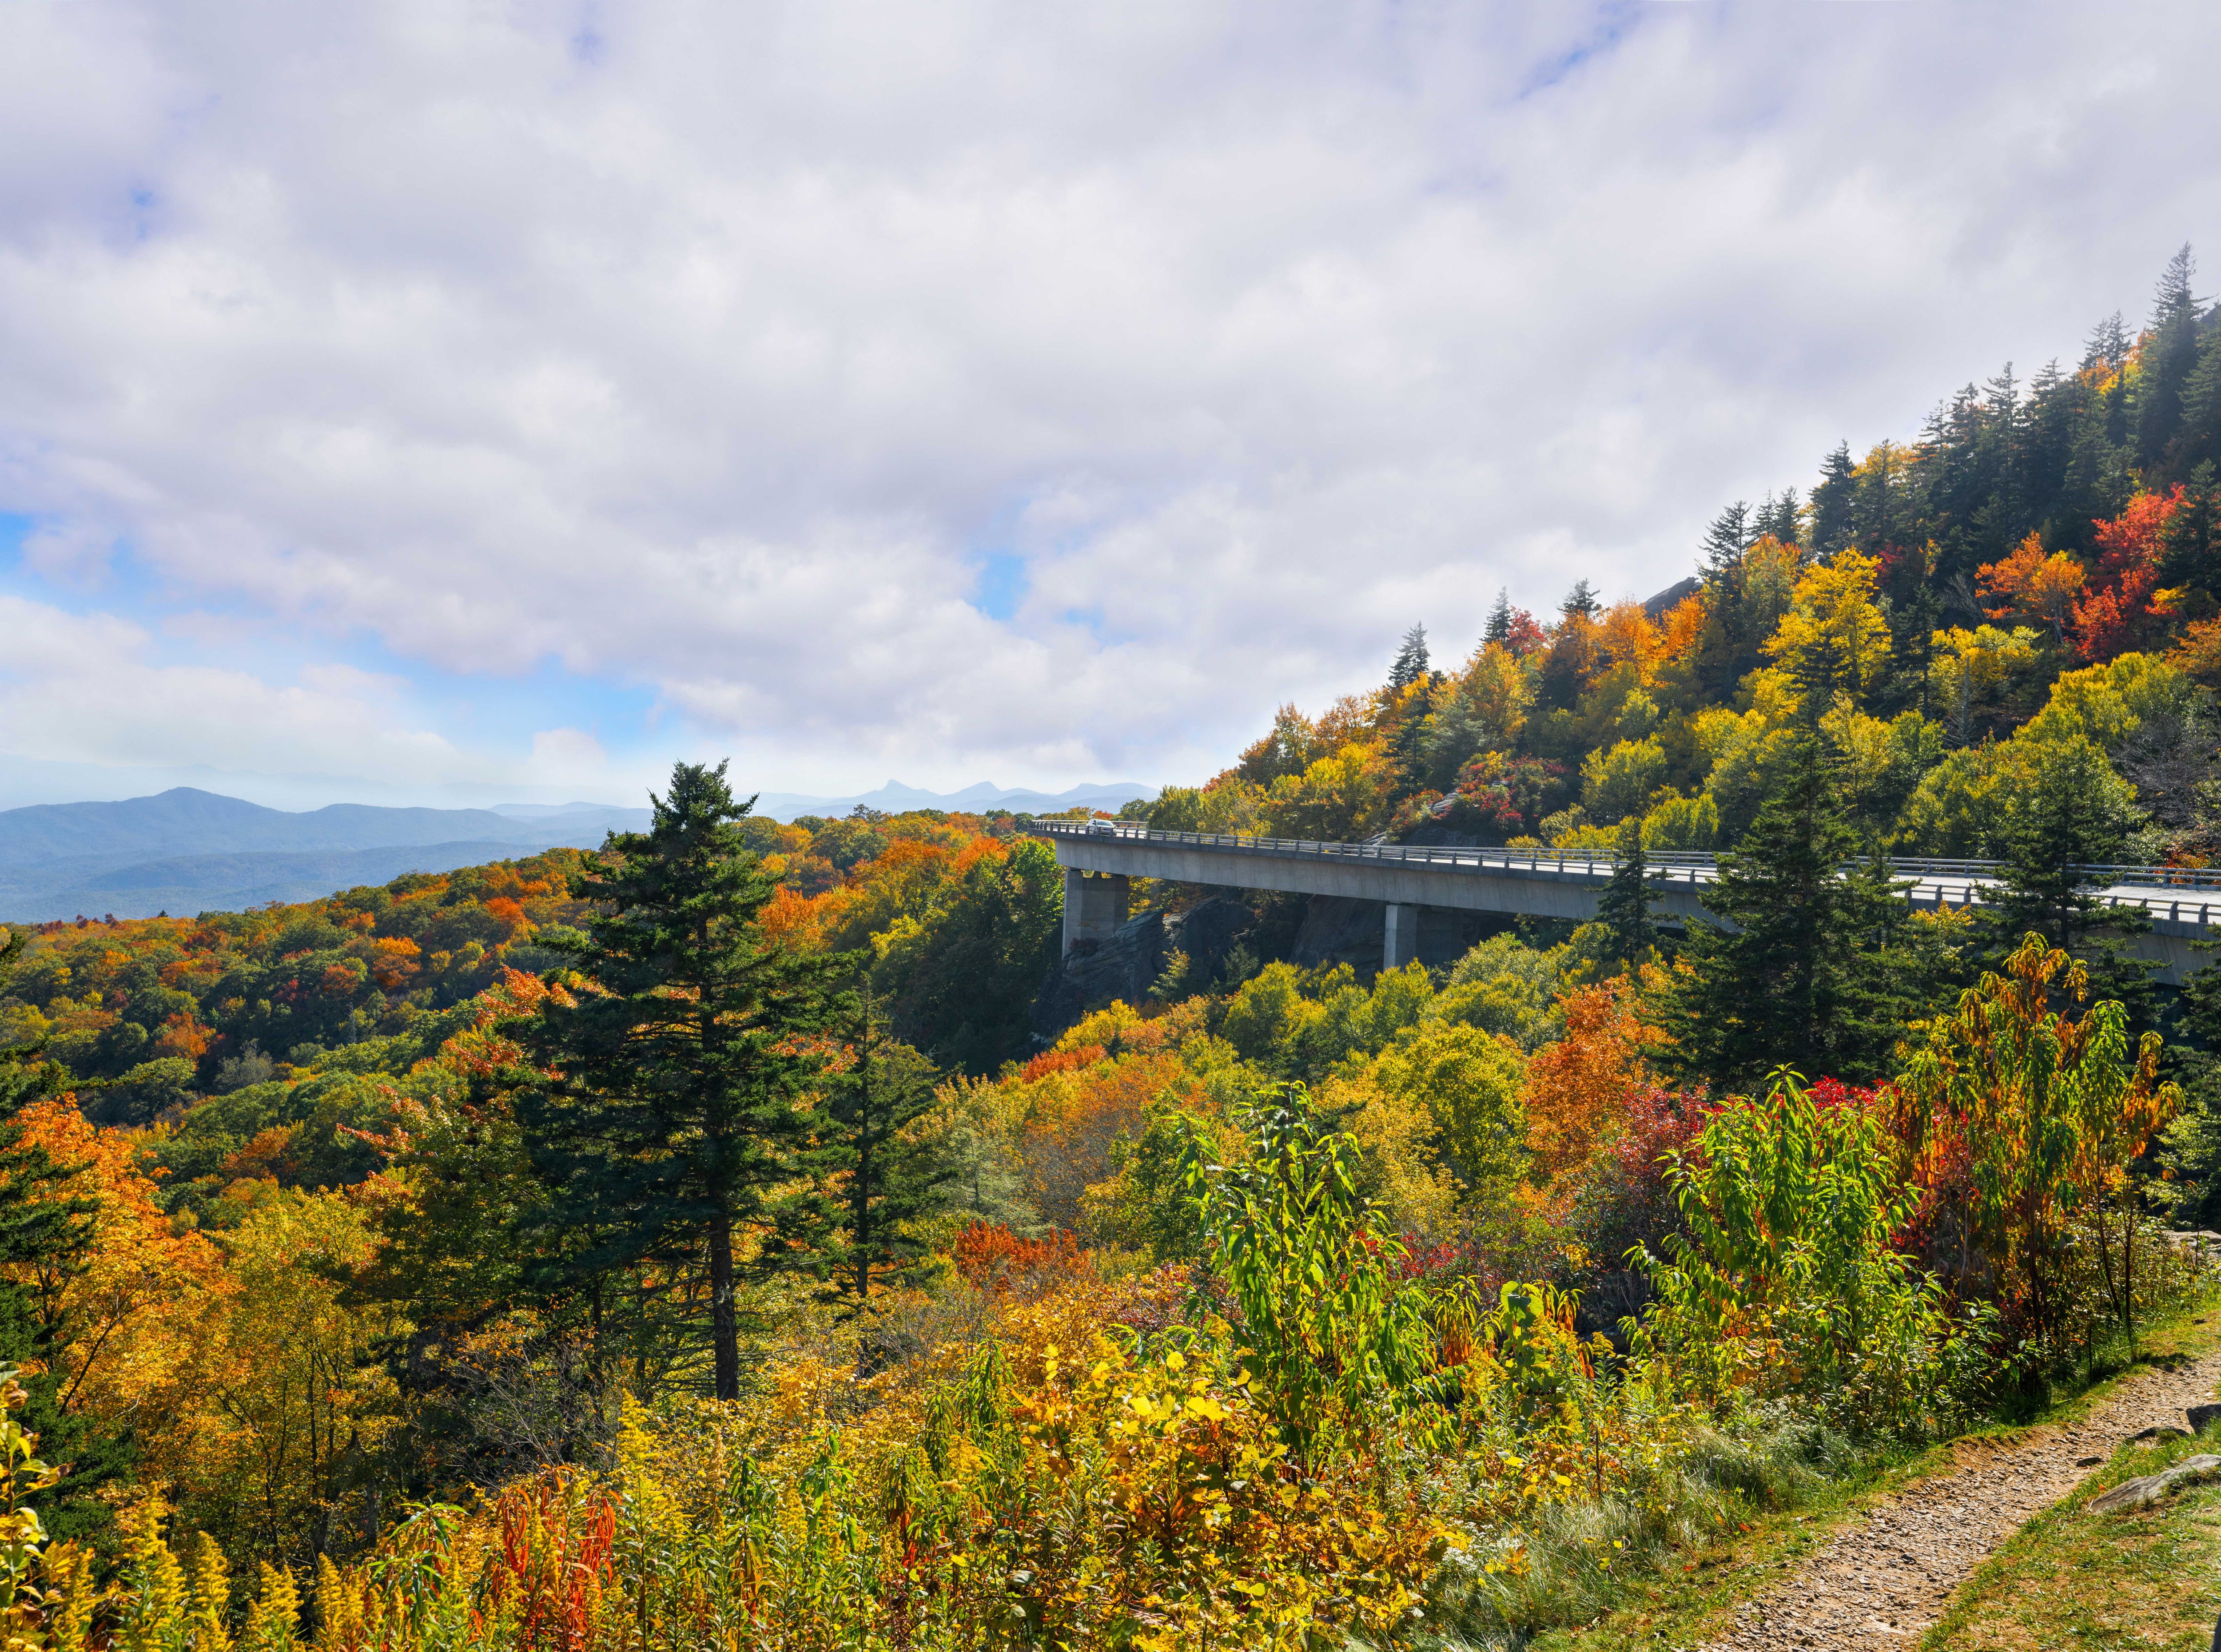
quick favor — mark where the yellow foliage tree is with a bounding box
[182,1192,400,1570]
[1260,743,1395,842]
[1763,549,1891,709]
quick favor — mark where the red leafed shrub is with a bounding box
[1017,1044,1105,1083]
[1806,1076,1883,1113]
[950,1222,1086,1294]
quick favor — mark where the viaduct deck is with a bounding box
[1027,821,2221,985]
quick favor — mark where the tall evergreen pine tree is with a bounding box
[1483,588,1513,647]
[1759,487,1803,548]
[1592,816,1660,971]
[513,762,859,1400]
[2138,245,2200,470]
[1388,624,1431,690]
[820,995,945,1314]
[1652,738,1926,1092]
[1698,501,1753,586]
[1808,443,1858,558]
[1978,736,2155,1021]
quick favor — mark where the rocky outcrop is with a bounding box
[1289,894,1495,973]
[1643,575,1700,620]
[1029,907,1169,1044]
[1290,895,1385,972]
[1027,896,1264,1046]
[2090,1453,2221,1513]
[1175,896,1256,981]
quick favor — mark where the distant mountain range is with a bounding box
[0,780,1154,922]
[748,779,1153,821]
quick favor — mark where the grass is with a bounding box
[1511,1300,2221,1652]
[1509,1434,1942,1652]
[1921,1427,2221,1652]
[1921,1309,2221,1652]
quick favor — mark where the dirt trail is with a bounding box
[1701,1346,2221,1650]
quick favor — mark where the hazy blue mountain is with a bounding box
[745,779,1153,821]
[0,787,646,867]
[1,840,553,923]
[0,789,653,921]
[0,779,1153,921]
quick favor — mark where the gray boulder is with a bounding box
[2090,1453,2221,1513]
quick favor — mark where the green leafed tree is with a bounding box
[1978,734,2154,1021]
[872,835,1065,1073]
[511,762,859,1400]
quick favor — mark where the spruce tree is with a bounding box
[2160,465,2221,590]
[2138,244,2200,471]
[512,762,858,1400]
[1808,443,1858,558]
[1698,501,1753,585]
[1760,487,1803,548]
[2083,311,2131,372]
[1483,588,1513,647]
[1388,624,1431,690]
[1559,580,1601,624]
[818,996,945,1314]
[1593,816,1660,970]
[1651,737,1926,1092]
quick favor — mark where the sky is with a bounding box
[0,1,2216,811]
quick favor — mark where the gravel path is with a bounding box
[1700,1346,2221,1650]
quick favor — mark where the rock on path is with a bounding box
[1701,1347,2221,1651]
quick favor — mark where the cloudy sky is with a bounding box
[0,1,2214,810]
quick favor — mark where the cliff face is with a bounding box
[1029,896,1257,1044]
[1288,895,1383,971]
[1029,907,1168,1044]
[1288,895,1493,972]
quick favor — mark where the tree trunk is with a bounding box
[2122,1201,2136,1335]
[2094,1204,2120,1327]
[855,1024,873,1309]
[589,1279,606,1440]
[708,1215,740,1401]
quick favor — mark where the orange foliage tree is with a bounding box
[1978,532,2085,646]
[2073,486,2185,662]
[12,1098,228,1506]
[1020,1052,1193,1232]
[1518,980,1660,1187]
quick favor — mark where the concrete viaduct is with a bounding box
[1027,821,2221,986]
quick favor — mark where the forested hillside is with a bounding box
[1153,246,2221,878]
[0,247,2218,1650]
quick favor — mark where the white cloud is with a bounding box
[529,726,609,783]
[0,1,2216,794]
[0,594,471,782]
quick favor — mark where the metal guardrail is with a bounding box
[1024,820,2221,918]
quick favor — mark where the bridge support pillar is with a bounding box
[1063,869,1130,955]
[1384,902,1418,971]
